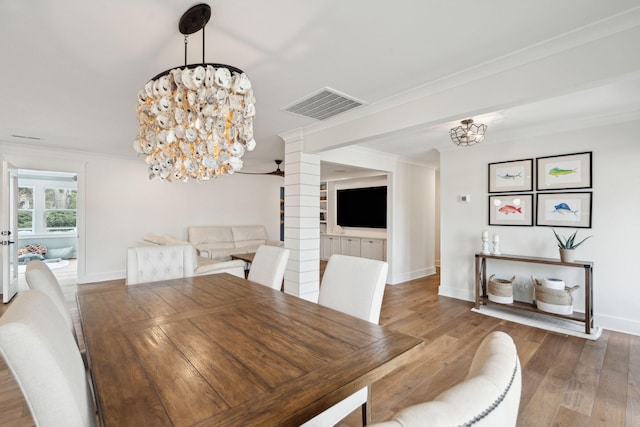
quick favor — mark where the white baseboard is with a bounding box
[438,285,474,301]
[389,266,437,285]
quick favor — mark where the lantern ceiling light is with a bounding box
[134,3,256,181]
[450,118,487,147]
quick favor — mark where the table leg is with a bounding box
[585,265,593,335]
[475,255,484,309]
[244,262,250,279]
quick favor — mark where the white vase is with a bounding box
[559,248,575,263]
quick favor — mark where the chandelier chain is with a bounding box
[183,35,188,67]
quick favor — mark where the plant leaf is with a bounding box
[552,229,567,249]
[552,229,591,249]
[572,235,592,249]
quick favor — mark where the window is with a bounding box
[18,186,34,232]
[44,188,77,232]
[17,170,78,236]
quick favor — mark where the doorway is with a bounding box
[17,169,78,292]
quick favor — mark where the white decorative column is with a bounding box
[280,129,321,302]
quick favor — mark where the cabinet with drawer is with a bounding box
[321,235,342,260]
[340,237,361,257]
[320,235,386,261]
[360,238,386,261]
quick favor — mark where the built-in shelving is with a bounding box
[320,182,327,234]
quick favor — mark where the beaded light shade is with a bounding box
[134,4,256,181]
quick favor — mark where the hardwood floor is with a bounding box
[1,266,638,426]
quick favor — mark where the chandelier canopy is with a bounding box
[450,119,487,147]
[134,3,256,181]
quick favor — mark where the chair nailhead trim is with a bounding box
[460,359,519,427]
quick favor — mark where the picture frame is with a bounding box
[536,192,592,228]
[488,194,534,226]
[536,152,592,191]
[488,158,533,193]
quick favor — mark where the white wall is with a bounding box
[390,162,437,284]
[439,119,640,335]
[1,143,283,283]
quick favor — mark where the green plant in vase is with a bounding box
[552,229,592,262]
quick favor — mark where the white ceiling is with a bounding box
[1,1,639,177]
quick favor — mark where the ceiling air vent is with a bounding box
[283,87,365,120]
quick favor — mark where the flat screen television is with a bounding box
[336,186,387,229]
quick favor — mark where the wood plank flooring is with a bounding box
[1,265,638,426]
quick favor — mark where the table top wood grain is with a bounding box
[77,273,423,427]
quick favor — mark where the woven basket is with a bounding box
[532,275,579,314]
[488,274,514,304]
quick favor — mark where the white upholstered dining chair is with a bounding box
[303,254,388,427]
[25,260,78,342]
[126,244,196,285]
[370,331,521,427]
[0,290,97,427]
[247,245,290,289]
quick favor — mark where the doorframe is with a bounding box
[0,151,87,284]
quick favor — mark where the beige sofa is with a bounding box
[187,225,283,260]
[140,234,245,278]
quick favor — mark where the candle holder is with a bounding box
[492,241,501,255]
[481,237,490,254]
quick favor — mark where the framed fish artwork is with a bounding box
[536,192,592,228]
[488,158,533,193]
[488,194,533,226]
[536,152,592,191]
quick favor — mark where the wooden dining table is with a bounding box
[77,273,424,427]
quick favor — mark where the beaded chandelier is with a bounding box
[134,4,256,181]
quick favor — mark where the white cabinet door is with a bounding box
[340,237,361,257]
[321,236,341,260]
[361,238,385,261]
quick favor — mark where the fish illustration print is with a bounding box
[553,202,578,215]
[498,172,522,180]
[498,205,522,215]
[549,167,577,177]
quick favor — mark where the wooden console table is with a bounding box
[475,253,594,334]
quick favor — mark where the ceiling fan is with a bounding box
[238,160,284,177]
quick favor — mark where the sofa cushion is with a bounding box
[161,235,189,245]
[188,226,235,249]
[206,247,239,261]
[231,226,267,248]
[235,245,261,254]
[143,233,165,245]
[44,247,74,260]
[18,253,45,264]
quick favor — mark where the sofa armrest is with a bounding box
[195,258,245,278]
[194,244,211,258]
[266,240,284,247]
